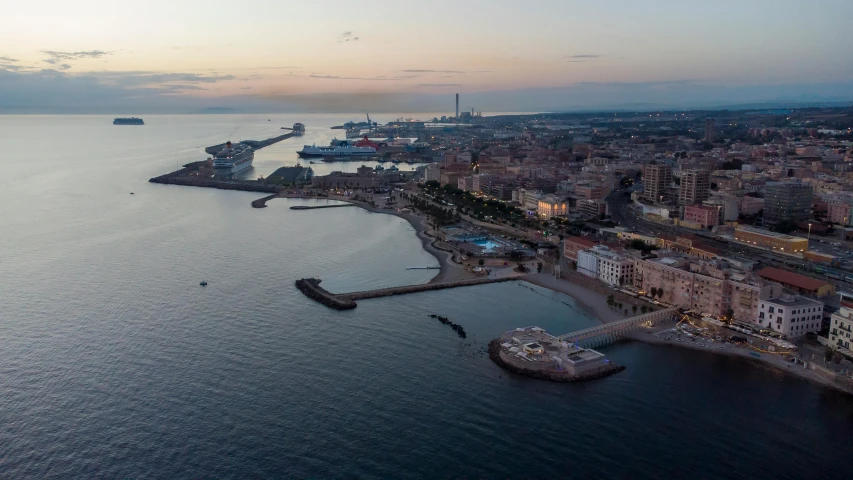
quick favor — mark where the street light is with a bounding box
[808,222,812,246]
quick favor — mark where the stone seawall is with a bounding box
[295,277,516,310]
[487,339,625,383]
[294,279,357,310]
[343,277,514,301]
[251,194,277,208]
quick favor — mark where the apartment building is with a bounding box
[679,169,711,206]
[577,245,635,286]
[829,293,853,358]
[634,254,782,322]
[643,164,672,203]
[757,296,824,338]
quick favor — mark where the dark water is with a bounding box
[1,115,852,479]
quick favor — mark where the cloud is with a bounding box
[415,83,462,87]
[41,50,111,62]
[90,71,236,87]
[338,31,360,43]
[567,54,604,59]
[308,74,414,81]
[0,56,18,62]
[400,69,491,74]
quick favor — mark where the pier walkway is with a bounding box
[558,308,678,348]
[296,277,516,310]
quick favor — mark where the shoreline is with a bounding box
[275,194,474,284]
[273,194,853,397]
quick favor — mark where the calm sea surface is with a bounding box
[1,114,852,479]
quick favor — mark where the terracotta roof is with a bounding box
[757,267,828,292]
[565,236,596,248]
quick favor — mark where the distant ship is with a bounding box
[113,117,144,125]
[297,144,377,159]
[211,141,254,174]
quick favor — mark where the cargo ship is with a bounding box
[211,141,254,174]
[113,117,144,125]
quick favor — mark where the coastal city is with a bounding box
[149,102,853,393]
[6,1,853,477]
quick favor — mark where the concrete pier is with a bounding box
[289,204,356,210]
[296,277,514,309]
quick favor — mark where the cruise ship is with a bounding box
[297,144,377,159]
[211,141,254,174]
[113,117,144,125]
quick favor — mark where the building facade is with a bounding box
[683,204,720,228]
[643,164,672,203]
[563,236,596,261]
[537,194,568,218]
[679,169,711,206]
[829,293,853,358]
[734,226,808,253]
[634,255,782,322]
[757,296,824,338]
[764,181,813,226]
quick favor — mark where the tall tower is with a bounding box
[705,118,716,142]
[455,93,459,120]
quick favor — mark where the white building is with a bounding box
[599,255,635,287]
[577,249,600,279]
[577,245,634,286]
[423,163,441,183]
[829,293,853,358]
[757,295,823,339]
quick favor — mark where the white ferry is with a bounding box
[297,144,377,158]
[211,141,254,174]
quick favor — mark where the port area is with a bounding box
[295,277,515,310]
[149,132,299,191]
[488,326,624,382]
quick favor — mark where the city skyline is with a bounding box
[2,0,853,112]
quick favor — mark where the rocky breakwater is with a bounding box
[487,339,625,383]
[294,278,357,310]
[251,194,277,208]
[428,314,466,338]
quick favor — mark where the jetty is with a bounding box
[296,277,515,310]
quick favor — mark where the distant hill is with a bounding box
[194,107,239,114]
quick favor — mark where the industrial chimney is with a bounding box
[455,93,459,120]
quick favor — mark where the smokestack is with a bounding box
[455,93,459,119]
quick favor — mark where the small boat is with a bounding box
[199,281,208,286]
[130,192,134,195]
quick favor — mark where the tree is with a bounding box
[536,262,543,273]
[640,305,648,314]
[632,305,638,315]
[724,308,735,323]
[650,287,658,298]
[656,289,664,300]
[607,294,615,309]
[478,258,484,266]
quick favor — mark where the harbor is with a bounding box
[149,131,301,192]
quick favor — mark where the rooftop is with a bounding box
[763,295,823,308]
[736,225,808,241]
[757,267,829,292]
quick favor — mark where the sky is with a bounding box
[2,0,853,113]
